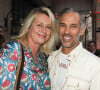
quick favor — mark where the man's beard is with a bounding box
[62,31,81,48]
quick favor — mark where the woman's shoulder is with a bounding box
[2,40,21,48]
[1,40,21,55]
[0,40,21,63]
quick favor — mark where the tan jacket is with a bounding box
[48,43,100,90]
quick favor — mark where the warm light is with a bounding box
[96,19,100,20]
[94,11,100,14]
[97,0,100,2]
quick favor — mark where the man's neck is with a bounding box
[61,42,80,54]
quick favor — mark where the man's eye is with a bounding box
[37,24,42,26]
[71,25,78,28]
[59,23,65,27]
[72,25,77,27]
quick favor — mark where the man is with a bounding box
[48,8,100,90]
[0,25,4,35]
[88,41,100,57]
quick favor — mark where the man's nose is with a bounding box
[64,27,70,34]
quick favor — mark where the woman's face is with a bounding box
[28,13,52,46]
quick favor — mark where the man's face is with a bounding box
[58,12,83,49]
[0,27,4,35]
[88,42,96,52]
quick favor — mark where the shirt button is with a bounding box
[68,55,70,57]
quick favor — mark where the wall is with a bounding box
[0,0,11,26]
[52,0,93,13]
[96,2,100,28]
[0,0,11,40]
[96,1,100,49]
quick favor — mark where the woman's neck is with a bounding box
[28,39,40,57]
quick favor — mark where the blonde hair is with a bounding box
[12,7,59,55]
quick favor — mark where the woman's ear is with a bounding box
[80,26,86,35]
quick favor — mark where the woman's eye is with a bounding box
[59,23,65,27]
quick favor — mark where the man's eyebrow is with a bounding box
[59,22,65,24]
[71,24,77,25]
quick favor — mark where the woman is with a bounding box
[0,7,58,90]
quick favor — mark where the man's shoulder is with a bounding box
[81,48,100,63]
[48,49,60,63]
[50,49,60,56]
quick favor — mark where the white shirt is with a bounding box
[48,42,100,90]
[56,52,70,90]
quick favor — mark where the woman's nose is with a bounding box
[41,26,46,33]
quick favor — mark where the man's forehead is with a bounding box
[61,12,80,20]
[60,14,80,24]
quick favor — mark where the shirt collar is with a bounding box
[57,42,83,61]
[68,42,83,56]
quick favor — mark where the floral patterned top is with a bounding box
[0,40,51,90]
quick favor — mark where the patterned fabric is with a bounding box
[0,40,51,90]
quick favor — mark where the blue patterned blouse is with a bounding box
[0,40,51,90]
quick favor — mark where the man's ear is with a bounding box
[80,26,86,35]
